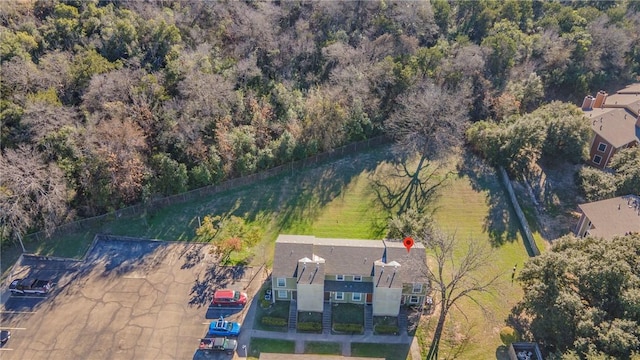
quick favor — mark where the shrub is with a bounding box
[297,322,322,332]
[375,324,399,335]
[333,323,363,334]
[500,326,519,346]
[262,316,287,327]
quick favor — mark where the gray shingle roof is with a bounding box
[578,195,640,239]
[324,280,373,293]
[273,235,428,287]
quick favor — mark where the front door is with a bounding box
[366,293,372,304]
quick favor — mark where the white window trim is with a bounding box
[593,154,603,164]
[597,142,607,152]
[412,283,423,293]
[352,292,362,301]
[277,278,286,287]
[335,292,344,300]
[409,295,419,304]
[277,290,288,299]
[353,275,362,282]
[336,275,344,281]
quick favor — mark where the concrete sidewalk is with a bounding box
[234,297,422,359]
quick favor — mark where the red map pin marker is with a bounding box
[403,237,414,253]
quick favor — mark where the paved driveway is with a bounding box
[0,237,258,360]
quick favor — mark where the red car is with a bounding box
[211,289,248,307]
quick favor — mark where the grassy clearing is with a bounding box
[5,145,540,359]
[304,341,342,355]
[351,343,411,360]
[427,153,532,359]
[248,338,294,359]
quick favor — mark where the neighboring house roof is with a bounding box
[260,354,384,360]
[273,235,427,286]
[582,107,639,148]
[601,93,640,115]
[578,195,640,239]
[615,83,640,95]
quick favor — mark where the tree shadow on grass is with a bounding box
[270,148,397,233]
[456,151,520,247]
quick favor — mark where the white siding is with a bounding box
[297,283,324,312]
[372,287,402,316]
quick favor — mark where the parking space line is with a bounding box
[0,311,37,314]
[9,295,48,299]
[0,348,14,351]
[1,327,26,330]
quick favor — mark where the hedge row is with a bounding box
[262,316,287,327]
[297,322,322,332]
[333,323,363,333]
[375,325,399,335]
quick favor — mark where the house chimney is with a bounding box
[636,112,640,128]
[593,90,608,108]
[581,95,594,110]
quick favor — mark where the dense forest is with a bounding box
[2,0,640,244]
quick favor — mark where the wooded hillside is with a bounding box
[3,0,640,243]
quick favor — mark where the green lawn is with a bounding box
[428,153,533,359]
[248,338,294,359]
[332,303,364,324]
[351,343,411,360]
[254,300,290,332]
[4,145,541,359]
[304,341,342,355]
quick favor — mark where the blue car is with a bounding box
[207,318,241,337]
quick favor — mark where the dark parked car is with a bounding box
[0,330,10,345]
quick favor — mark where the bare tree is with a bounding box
[421,230,502,360]
[375,79,470,216]
[0,145,72,244]
[385,79,470,160]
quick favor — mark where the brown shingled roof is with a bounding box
[578,195,640,239]
[581,107,639,148]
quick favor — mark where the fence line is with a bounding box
[498,167,541,256]
[26,136,392,242]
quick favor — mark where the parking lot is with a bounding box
[0,236,259,360]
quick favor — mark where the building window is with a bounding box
[277,278,286,287]
[597,143,607,152]
[412,283,423,293]
[353,275,362,282]
[593,155,602,164]
[278,290,288,299]
[409,295,419,304]
[352,293,362,301]
[336,275,344,281]
[335,292,344,300]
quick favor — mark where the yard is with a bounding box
[304,341,342,355]
[331,303,364,334]
[248,338,295,359]
[254,300,290,332]
[351,343,411,360]
[3,145,545,359]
